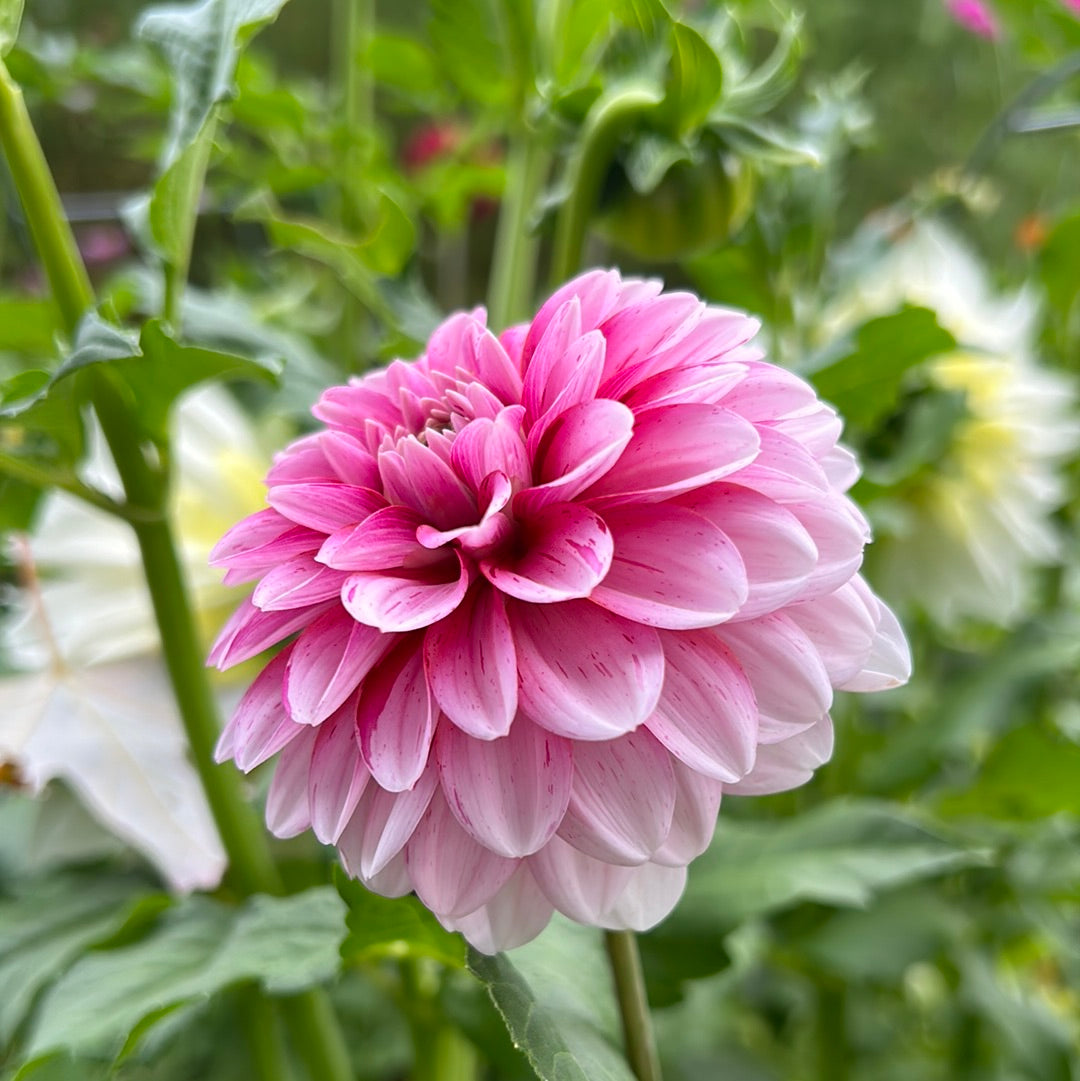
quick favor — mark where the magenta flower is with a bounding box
[945,0,1001,38]
[209,270,909,952]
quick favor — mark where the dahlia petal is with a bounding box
[482,502,613,603]
[651,760,724,867]
[265,434,337,485]
[318,430,382,488]
[787,578,879,686]
[584,404,760,504]
[436,719,573,858]
[356,641,436,792]
[602,862,688,931]
[338,766,439,878]
[522,296,583,422]
[209,508,317,569]
[726,714,834,795]
[512,600,665,740]
[309,697,371,844]
[265,726,317,838]
[423,586,517,740]
[424,310,485,376]
[622,359,749,411]
[449,406,529,492]
[317,505,427,571]
[591,503,748,629]
[528,835,634,924]
[790,496,869,599]
[379,437,476,529]
[719,360,819,421]
[526,327,606,439]
[217,645,306,771]
[314,381,402,434]
[820,445,860,491]
[714,615,832,733]
[208,597,334,670]
[417,472,512,551]
[521,270,621,368]
[558,728,675,865]
[342,551,470,633]
[347,849,414,898]
[518,399,635,512]
[284,608,393,725]
[441,863,554,954]
[724,427,830,502]
[646,630,758,782]
[251,556,348,611]
[839,595,911,691]
[675,483,818,620]
[470,325,524,404]
[267,482,385,533]
[405,790,518,919]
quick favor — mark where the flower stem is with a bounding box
[0,452,134,519]
[487,131,550,329]
[604,930,663,1081]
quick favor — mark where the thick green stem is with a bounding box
[549,85,661,286]
[239,991,299,1081]
[282,987,355,1081]
[487,132,550,329]
[604,930,663,1081]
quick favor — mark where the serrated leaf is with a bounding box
[24,887,347,1063]
[664,22,723,136]
[468,918,636,1081]
[0,0,22,55]
[675,799,987,928]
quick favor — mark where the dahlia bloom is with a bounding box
[210,270,909,952]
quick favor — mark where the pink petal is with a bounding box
[251,556,348,611]
[646,630,758,782]
[525,326,606,439]
[584,404,760,505]
[719,360,819,422]
[265,434,337,485]
[356,640,437,792]
[440,863,554,954]
[470,324,524,404]
[209,508,320,571]
[317,505,428,571]
[482,502,613,603]
[528,835,634,924]
[342,551,471,633]
[379,437,476,529]
[511,599,665,740]
[521,270,622,369]
[558,728,675,865]
[345,849,414,899]
[522,296,583,422]
[590,503,748,629]
[423,586,517,740]
[726,714,834,795]
[724,426,829,503]
[284,607,394,725]
[788,578,879,686]
[436,719,573,857]
[651,760,724,867]
[621,359,749,412]
[601,862,688,931]
[789,496,869,600]
[405,790,518,919]
[416,471,512,552]
[308,696,371,844]
[839,592,911,692]
[267,482,385,533]
[265,726,317,838]
[318,430,382,488]
[449,406,530,492]
[208,598,334,670]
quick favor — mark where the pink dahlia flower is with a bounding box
[209,270,909,953]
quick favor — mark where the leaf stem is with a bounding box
[0,450,134,518]
[604,930,663,1081]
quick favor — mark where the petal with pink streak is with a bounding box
[217,645,306,771]
[441,863,554,954]
[726,714,834,796]
[652,760,724,867]
[839,594,911,692]
[583,404,760,505]
[482,502,613,603]
[718,360,819,422]
[558,728,675,865]
[518,399,635,513]
[317,505,427,571]
[622,359,749,412]
[789,496,869,600]
[597,292,703,393]
[423,310,484,376]
[646,630,758,782]
[714,615,832,734]
[528,835,634,924]
[337,766,438,878]
[470,324,523,404]
[343,550,470,633]
[511,599,665,741]
[675,483,818,620]
[525,327,606,437]
[417,472,512,552]
[209,510,322,580]
[379,437,476,529]
[601,862,688,931]
[252,556,348,611]
[788,578,879,686]
[267,482,385,533]
[314,381,402,434]
[521,296,583,420]
[724,426,829,503]
[308,696,371,844]
[345,850,414,899]
[265,433,337,485]
[521,270,622,368]
[423,586,517,740]
[284,607,394,725]
[449,406,529,492]
[265,726,317,838]
[590,503,748,628]
[208,597,335,670]
[318,430,382,488]
[436,719,573,857]
[356,640,437,792]
[405,790,519,919]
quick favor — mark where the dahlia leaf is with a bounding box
[468,918,636,1081]
[663,22,723,137]
[429,0,511,108]
[0,0,22,54]
[23,888,347,1063]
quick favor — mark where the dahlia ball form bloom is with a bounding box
[209,270,910,954]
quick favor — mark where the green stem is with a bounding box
[239,990,299,1081]
[0,451,135,518]
[282,986,355,1081]
[549,85,661,286]
[815,980,848,1081]
[487,131,549,329]
[604,930,663,1081]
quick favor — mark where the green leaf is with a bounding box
[429,0,510,107]
[0,474,41,530]
[0,296,59,353]
[336,868,466,968]
[664,22,723,136]
[364,32,444,106]
[806,306,957,431]
[622,133,691,194]
[24,887,347,1063]
[0,0,22,55]
[676,799,987,929]
[550,0,613,92]
[0,369,84,464]
[468,918,636,1081]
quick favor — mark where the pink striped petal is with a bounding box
[839,592,911,692]
[789,496,869,600]
[405,790,518,919]
[726,714,834,795]
[522,296,583,422]
[423,586,517,740]
[441,863,554,954]
[590,503,747,628]
[436,719,573,857]
[725,426,830,502]
[646,630,758,782]
[379,437,476,529]
[558,729,675,865]
[318,430,382,488]
[788,579,879,686]
[601,862,688,931]
[265,434,337,485]
[267,483,385,533]
[528,836,634,924]
[651,761,724,867]
[308,697,371,844]
[525,329,606,441]
[317,505,427,571]
[342,551,470,632]
[284,608,393,725]
[481,502,613,603]
[449,406,529,492]
[512,600,665,740]
[208,598,334,670]
[265,726,317,838]
[622,359,749,411]
[521,270,621,368]
[469,324,523,404]
[719,360,819,421]
[252,556,348,611]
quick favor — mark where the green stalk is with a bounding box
[604,931,663,1081]
[239,991,299,1081]
[0,451,133,518]
[487,131,550,329]
[549,85,661,287]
